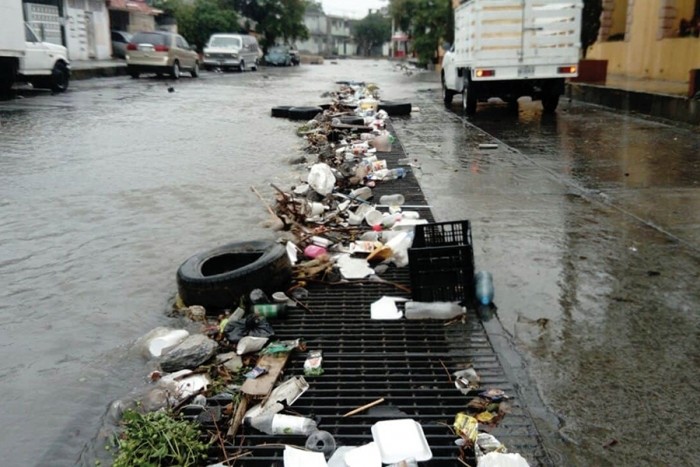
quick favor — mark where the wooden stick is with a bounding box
[250,185,278,219]
[342,397,385,417]
[439,360,453,384]
[227,396,249,439]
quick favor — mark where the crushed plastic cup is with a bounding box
[364,209,383,227]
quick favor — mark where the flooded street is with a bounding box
[1,59,699,466]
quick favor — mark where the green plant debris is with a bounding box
[113,409,210,467]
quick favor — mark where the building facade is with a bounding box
[297,4,357,57]
[587,0,700,84]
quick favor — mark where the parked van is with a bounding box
[203,34,259,71]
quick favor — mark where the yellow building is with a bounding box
[588,0,700,85]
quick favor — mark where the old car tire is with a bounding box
[51,62,70,93]
[191,62,199,78]
[171,61,180,79]
[288,106,323,120]
[339,116,365,125]
[176,241,292,311]
[378,101,411,116]
[271,106,292,118]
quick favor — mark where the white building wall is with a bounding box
[64,0,111,60]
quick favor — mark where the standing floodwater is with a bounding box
[1,59,699,466]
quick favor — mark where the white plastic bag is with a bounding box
[307,163,336,195]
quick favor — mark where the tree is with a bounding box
[353,12,391,56]
[230,0,309,52]
[389,0,453,67]
[581,0,602,58]
[155,0,241,50]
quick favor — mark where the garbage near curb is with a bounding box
[303,349,324,376]
[283,445,327,467]
[245,376,309,420]
[138,327,190,358]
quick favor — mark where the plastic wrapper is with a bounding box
[453,413,479,444]
[224,315,275,343]
[304,350,324,376]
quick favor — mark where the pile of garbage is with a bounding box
[108,81,528,467]
[266,81,426,285]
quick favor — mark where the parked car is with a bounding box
[202,34,260,71]
[126,31,199,79]
[111,30,131,59]
[265,46,292,66]
[22,23,70,92]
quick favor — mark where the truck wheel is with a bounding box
[442,75,455,106]
[462,81,477,115]
[51,62,70,93]
[542,93,560,113]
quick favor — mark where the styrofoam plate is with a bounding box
[371,419,433,463]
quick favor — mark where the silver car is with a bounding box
[111,30,131,59]
[126,31,199,79]
[203,34,260,71]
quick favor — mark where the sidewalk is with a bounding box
[567,73,700,125]
[70,59,127,80]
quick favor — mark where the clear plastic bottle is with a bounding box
[379,194,405,206]
[404,301,465,320]
[250,413,317,435]
[475,271,494,305]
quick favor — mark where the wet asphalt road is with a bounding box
[0,60,699,466]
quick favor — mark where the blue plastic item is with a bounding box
[475,271,494,305]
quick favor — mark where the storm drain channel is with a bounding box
[198,122,551,465]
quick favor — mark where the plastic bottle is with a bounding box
[475,271,494,305]
[379,194,405,206]
[404,301,465,320]
[249,289,271,305]
[305,430,336,458]
[252,303,287,319]
[349,186,373,201]
[250,413,317,435]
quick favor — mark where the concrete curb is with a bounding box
[71,65,127,81]
[567,82,700,126]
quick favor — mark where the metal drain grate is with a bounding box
[197,123,551,466]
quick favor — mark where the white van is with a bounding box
[203,34,260,71]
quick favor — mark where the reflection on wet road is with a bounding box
[394,89,700,466]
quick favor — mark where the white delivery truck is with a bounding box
[0,0,70,95]
[441,0,582,114]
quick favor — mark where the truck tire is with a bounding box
[0,59,18,95]
[442,75,456,106]
[462,80,477,115]
[176,240,292,311]
[542,93,560,113]
[50,62,69,93]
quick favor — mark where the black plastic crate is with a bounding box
[413,220,472,248]
[408,244,475,305]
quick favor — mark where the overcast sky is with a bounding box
[321,0,389,19]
